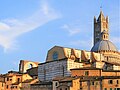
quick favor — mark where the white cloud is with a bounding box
[0,1,61,52]
[61,24,80,36]
[0,22,10,30]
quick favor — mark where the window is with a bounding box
[91,81,94,85]
[116,88,120,90]
[6,85,8,89]
[90,81,95,85]
[2,83,3,87]
[7,77,9,81]
[55,82,58,86]
[65,88,67,90]
[116,80,119,84]
[53,52,58,60]
[96,82,98,85]
[104,88,107,90]
[107,57,109,61]
[35,77,38,79]
[18,78,20,83]
[85,71,89,76]
[110,88,112,90]
[104,35,105,39]
[108,80,113,84]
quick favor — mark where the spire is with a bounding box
[97,10,105,21]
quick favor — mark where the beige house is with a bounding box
[53,76,80,90]
[4,71,33,90]
[21,78,38,90]
[71,67,120,77]
[0,75,5,90]
[70,67,120,90]
[0,60,39,90]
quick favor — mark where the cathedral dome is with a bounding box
[91,40,118,52]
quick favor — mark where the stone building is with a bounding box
[38,53,83,81]
[38,11,120,82]
[38,45,107,81]
[36,11,120,90]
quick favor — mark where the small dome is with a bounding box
[91,40,118,52]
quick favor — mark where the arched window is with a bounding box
[107,57,109,61]
[55,82,58,86]
[28,64,33,69]
[53,51,58,60]
[104,35,106,39]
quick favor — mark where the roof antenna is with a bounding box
[100,6,102,10]
[100,1,102,12]
[100,5,103,12]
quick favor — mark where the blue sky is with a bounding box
[0,0,119,73]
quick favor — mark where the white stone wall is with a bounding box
[38,60,68,81]
[113,65,120,70]
[38,59,83,81]
[67,59,83,70]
